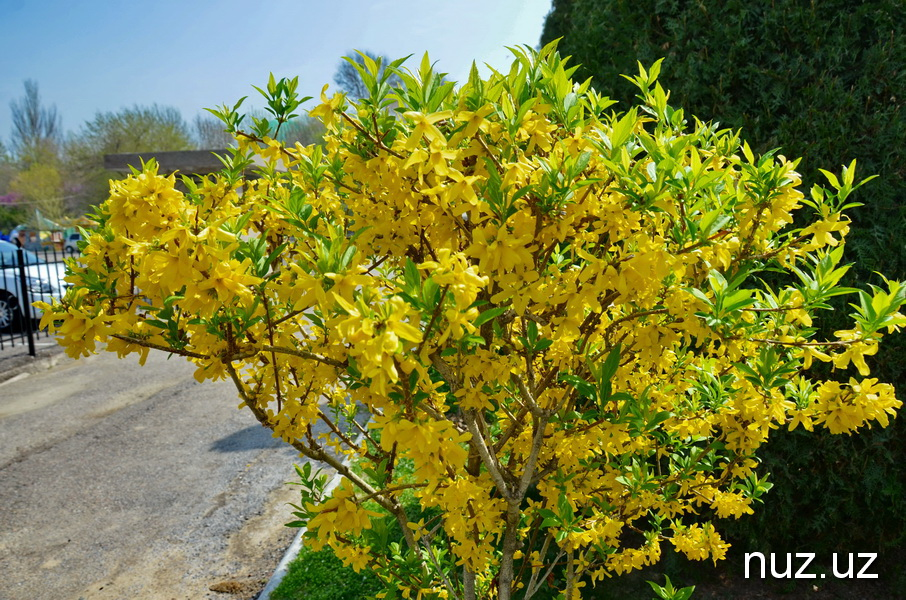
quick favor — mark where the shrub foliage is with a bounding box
[42,45,905,599]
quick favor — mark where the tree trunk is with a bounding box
[497,501,523,600]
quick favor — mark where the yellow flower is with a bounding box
[197,259,259,303]
[710,490,754,519]
[309,84,343,126]
[403,110,453,150]
[671,523,730,564]
[831,330,878,376]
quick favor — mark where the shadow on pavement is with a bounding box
[210,425,284,453]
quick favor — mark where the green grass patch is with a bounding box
[269,544,382,600]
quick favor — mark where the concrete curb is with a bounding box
[0,344,67,384]
[256,453,355,599]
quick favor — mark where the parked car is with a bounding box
[64,232,82,255]
[0,241,67,331]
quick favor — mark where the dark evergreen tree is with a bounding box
[542,0,906,555]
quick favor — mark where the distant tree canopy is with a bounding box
[65,104,194,211]
[193,113,235,149]
[277,115,326,146]
[542,0,906,278]
[333,50,402,101]
[10,162,64,223]
[68,104,193,157]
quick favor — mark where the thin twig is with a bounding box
[261,344,347,368]
[474,133,503,172]
[340,110,404,159]
[111,334,208,360]
[417,286,449,357]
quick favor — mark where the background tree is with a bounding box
[9,162,65,224]
[0,144,25,231]
[240,108,326,147]
[68,104,193,156]
[0,141,15,194]
[541,0,906,556]
[193,113,235,149]
[65,104,194,212]
[275,114,325,146]
[9,79,61,166]
[0,199,26,232]
[6,80,66,226]
[333,50,402,101]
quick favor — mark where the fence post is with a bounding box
[16,247,36,357]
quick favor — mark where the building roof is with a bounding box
[103,149,231,175]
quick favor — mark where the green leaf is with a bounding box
[526,318,539,341]
[687,287,713,308]
[574,150,592,175]
[537,508,561,528]
[557,493,573,522]
[648,411,673,429]
[461,334,486,346]
[560,373,596,399]
[723,289,755,313]
[598,344,622,382]
[534,339,553,351]
[403,258,420,293]
[474,306,507,327]
[734,362,762,386]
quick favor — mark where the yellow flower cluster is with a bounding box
[671,523,731,564]
[812,378,901,434]
[306,486,380,550]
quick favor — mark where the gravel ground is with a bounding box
[0,348,319,600]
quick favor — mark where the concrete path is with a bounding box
[0,348,307,600]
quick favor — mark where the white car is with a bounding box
[64,232,82,255]
[0,240,67,331]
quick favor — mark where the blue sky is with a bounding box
[0,0,553,144]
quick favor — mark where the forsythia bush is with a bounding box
[42,44,905,599]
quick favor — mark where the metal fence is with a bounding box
[0,244,74,356]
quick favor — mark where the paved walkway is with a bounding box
[0,346,306,600]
